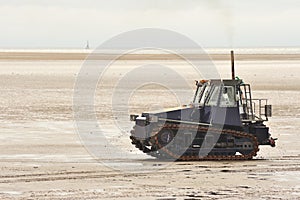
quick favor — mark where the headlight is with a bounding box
[148,115,158,123]
[130,114,139,121]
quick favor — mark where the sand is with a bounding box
[0,51,299,199]
[1,51,300,61]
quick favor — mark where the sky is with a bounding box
[0,0,300,48]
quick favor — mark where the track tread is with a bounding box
[130,122,259,161]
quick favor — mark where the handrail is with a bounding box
[245,98,269,121]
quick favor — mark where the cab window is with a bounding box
[220,86,236,107]
[206,85,220,106]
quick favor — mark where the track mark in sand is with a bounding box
[0,170,122,183]
[177,169,191,172]
[1,184,299,200]
[237,185,251,189]
[0,170,101,178]
[185,193,205,198]
[0,169,172,183]
[208,191,223,195]
[220,169,234,173]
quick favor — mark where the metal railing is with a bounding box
[246,98,270,121]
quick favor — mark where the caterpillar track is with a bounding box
[130,122,259,161]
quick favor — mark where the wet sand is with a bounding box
[0,51,299,199]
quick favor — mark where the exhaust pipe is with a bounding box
[231,50,235,80]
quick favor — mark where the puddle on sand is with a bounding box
[0,191,22,196]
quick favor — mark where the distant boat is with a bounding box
[85,40,90,49]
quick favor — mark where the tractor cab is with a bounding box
[192,79,272,126]
[191,78,275,146]
[193,79,238,108]
[193,79,272,124]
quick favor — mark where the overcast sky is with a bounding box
[1,0,299,48]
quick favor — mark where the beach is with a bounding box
[0,49,299,199]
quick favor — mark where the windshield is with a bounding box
[193,84,210,105]
[206,85,221,106]
[193,83,236,107]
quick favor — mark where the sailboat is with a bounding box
[85,40,90,49]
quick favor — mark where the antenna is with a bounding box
[231,50,235,80]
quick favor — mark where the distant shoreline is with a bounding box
[0,52,300,61]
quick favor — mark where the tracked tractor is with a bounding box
[130,51,276,160]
